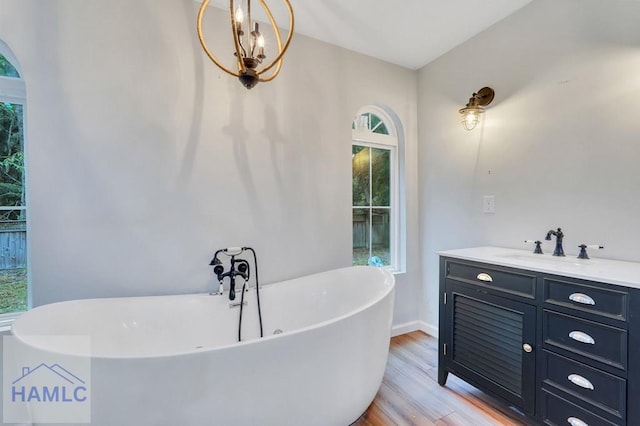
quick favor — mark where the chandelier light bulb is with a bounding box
[235,6,244,24]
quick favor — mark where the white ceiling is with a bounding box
[203,0,533,70]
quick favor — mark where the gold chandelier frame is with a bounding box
[196,0,295,88]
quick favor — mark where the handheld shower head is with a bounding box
[209,249,225,266]
[224,247,244,256]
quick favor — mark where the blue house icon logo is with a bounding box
[11,363,88,403]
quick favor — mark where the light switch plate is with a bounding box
[483,195,495,214]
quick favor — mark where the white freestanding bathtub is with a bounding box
[11,266,395,426]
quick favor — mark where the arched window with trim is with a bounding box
[352,105,404,272]
[0,40,27,317]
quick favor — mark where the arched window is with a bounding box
[352,105,404,272]
[0,40,27,317]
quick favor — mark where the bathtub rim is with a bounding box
[11,266,395,360]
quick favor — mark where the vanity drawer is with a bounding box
[544,277,628,321]
[542,351,626,421]
[445,260,536,299]
[542,389,622,426]
[543,310,627,371]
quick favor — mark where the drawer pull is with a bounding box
[569,331,595,345]
[567,417,588,426]
[522,343,533,353]
[569,292,596,305]
[568,374,594,390]
[476,273,493,282]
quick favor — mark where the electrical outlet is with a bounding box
[483,195,495,214]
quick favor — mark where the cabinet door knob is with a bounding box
[568,374,595,390]
[522,343,533,353]
[476,273,493,282]
[567,417,588,426]
[569,331,596,345]
[569,292,596,305]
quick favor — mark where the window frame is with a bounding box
[0,43,28,326]
[352,105,403,273]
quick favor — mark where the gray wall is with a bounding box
[0,0,420,324]
[10,0,640,377]
[418,0,640,327]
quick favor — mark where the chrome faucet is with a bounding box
[545,228,565,257]
[210,247,250,300]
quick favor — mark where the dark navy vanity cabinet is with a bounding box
[438,253,640,426]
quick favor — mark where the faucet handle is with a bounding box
[524,240,543,254]
[209,280,225,296]
[577,244,604,259]
[586,244,605,249]
[213,264,224,279]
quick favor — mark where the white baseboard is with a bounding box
[391,320,437,337]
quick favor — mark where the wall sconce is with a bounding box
[458,87,495,131]
[197,0,295,90]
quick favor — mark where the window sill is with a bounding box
[385,266,406,276]
[0,311,22,333]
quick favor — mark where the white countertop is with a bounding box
[438,246,640,290]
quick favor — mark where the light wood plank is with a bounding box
[352,331,532,426]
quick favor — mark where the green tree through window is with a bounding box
[0,103,25,217]
[0,55,19,78]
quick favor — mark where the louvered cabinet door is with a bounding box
[442,282,537,415]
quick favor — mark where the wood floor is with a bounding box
[353,331,534,426]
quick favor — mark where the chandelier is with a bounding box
[197,0,295,90]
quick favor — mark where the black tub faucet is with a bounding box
[210,247,250,301]
[545,228,565,257]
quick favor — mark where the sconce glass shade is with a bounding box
[460,107,483,131]
[459,87,494,131]
[197,0,295,89]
